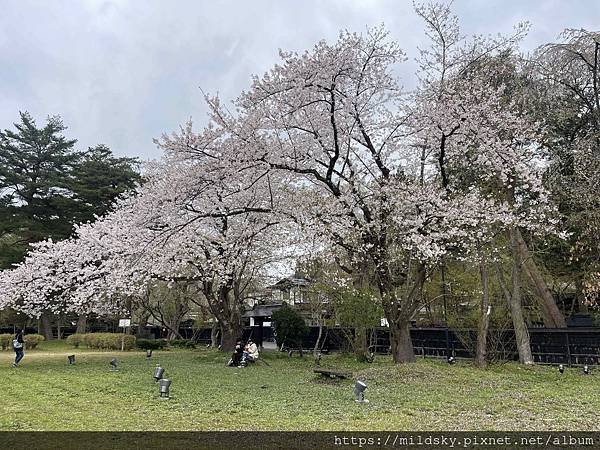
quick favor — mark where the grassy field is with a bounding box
[1,341,599,431]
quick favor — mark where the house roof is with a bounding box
[268,276,312,290]
[242,303,284,318]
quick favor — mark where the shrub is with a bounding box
[272,304,308,349]
[168,339,196,349]
[137,338,168,351]
[95,334,112,349]
[329,286,383,362]
[80,333,136,350]
[66,333,84,348]
[83,333,106,349]
[0,334,12,351]
[82,333,95,348]
[121,335,136,350]
[23,334,45,349]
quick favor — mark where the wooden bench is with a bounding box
[313,368,352,379]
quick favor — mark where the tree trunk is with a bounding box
[204,283,243,352]
[389,320,416,363]
[513,227,566,328]
[210,320,220,348]
[475,259,491,368]
[379,262,425,364]
[166,328,182,340]
[313,323,323,357]
[135,313,151,338]
[165,316,184,340]
[220,321,243,352]
[57,315,62,340]
[76,314,87,334]
[353,327,370,362]
[509,256,534,365]
[40,313,54,340]
[497,229,534,365]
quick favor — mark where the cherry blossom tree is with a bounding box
[0,125,288,351]
[196,3,557,363]
[409,2,574,363]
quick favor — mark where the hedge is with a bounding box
[69,333,136,350]
[0,333,45,350]
[66,333,83,348]
[24,334,45,349]
[0,334,12,350]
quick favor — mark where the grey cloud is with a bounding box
[1,0,598,160]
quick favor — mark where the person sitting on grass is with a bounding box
[12,330,24,367]
[244,339,259,362]
[229,340,244,367]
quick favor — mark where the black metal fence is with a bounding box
[264,326,600,366]
[4,324,599,366]
[363,327,600,366]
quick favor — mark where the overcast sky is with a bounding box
[1,0,598,161]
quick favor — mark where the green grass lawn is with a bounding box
[1,341,598,431]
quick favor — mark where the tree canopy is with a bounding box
[0,112,141,268]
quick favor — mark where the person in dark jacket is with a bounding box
[12,330,24,367]
[229,340,244,367]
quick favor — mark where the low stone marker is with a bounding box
[313,368,352,379]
